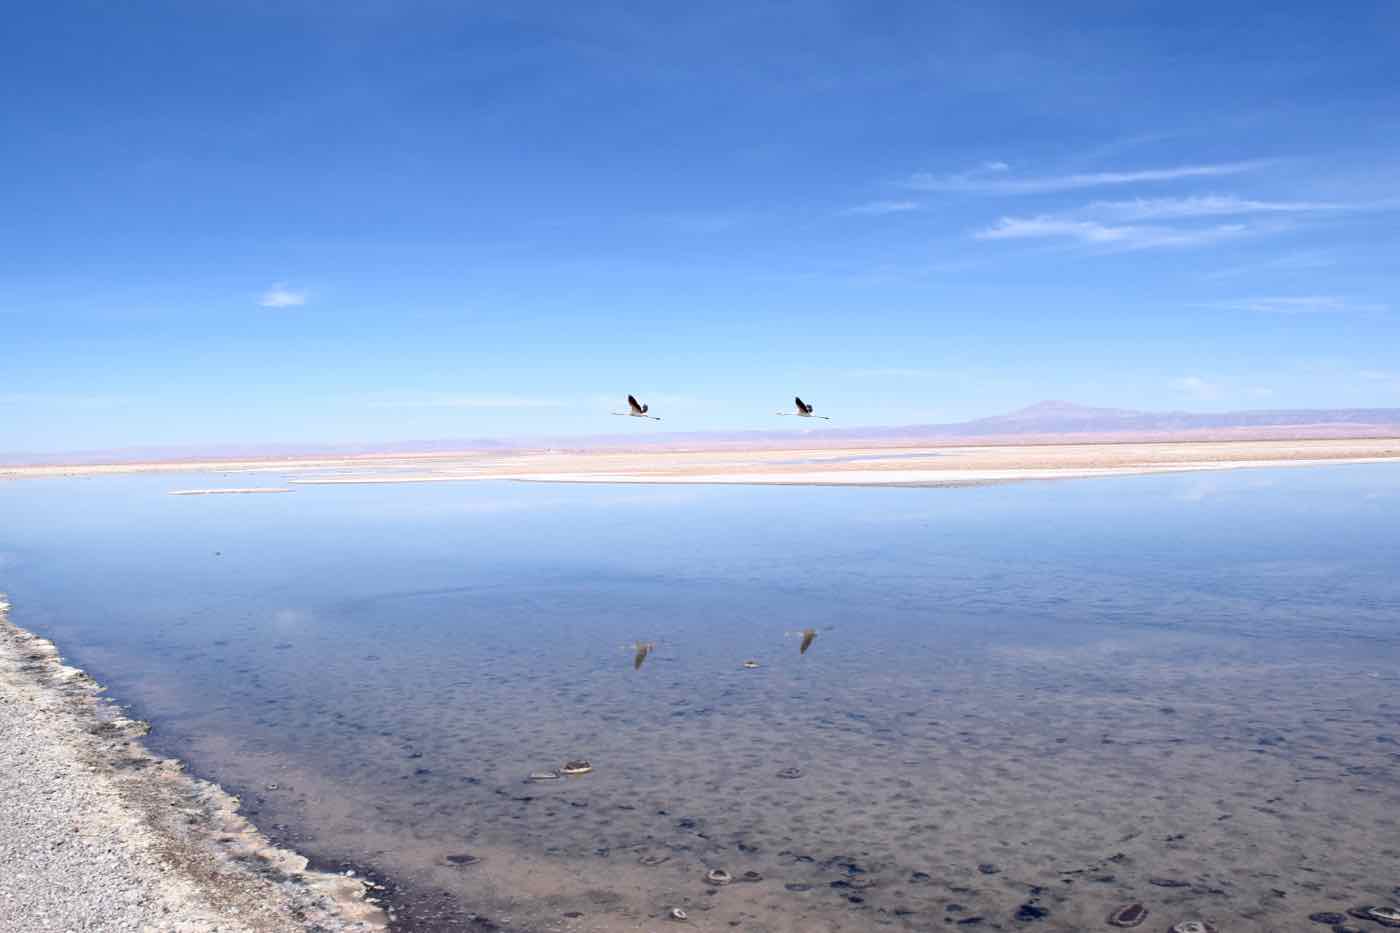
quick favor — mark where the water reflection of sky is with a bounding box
[3,465,1399,931]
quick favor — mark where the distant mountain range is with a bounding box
[877,400,1400,439]
[645,400,1400,449]
[7,401,1400,464]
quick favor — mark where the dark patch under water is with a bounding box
[3,466,1400,931]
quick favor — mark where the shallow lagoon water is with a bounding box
[3,467,1400,931]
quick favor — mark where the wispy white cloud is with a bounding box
[975,216,1250,250]
[259,283,307,308]
[1170,375,1220,400]
[839,200,922,216]
[359,392,566,410]
[1168,377,1274,405]
[977,217,1127,243]
[1082,195,1348,221]
[973,189,1374,253]
[1207,296,1388,314]
[910,161,1266,195]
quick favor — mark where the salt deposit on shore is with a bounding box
[0,595,385,933]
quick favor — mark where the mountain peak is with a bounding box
[1015,400,1113,414]
[985,400,1145,423]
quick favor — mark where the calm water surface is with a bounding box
[2,467,1399,932]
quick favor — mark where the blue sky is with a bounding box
[4,1,1399,453]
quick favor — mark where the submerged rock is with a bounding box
[1351,906,1400,928]
[1107,903,1149,927]
[1309,913,1346,925]
[705,868,733,886]
[1169,922,1218,933]
[1014,902,1049,921]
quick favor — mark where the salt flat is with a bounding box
[286,438,1400,487]
[8,437,1399,489]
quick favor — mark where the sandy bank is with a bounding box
[3,438,1398,492]
[495,454,1400,486]
[0,595,386,933]
[276,438,1400,488]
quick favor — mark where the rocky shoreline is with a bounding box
[0,594,388,933]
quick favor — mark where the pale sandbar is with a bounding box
[6,437,1400,489]
[286,438,1400,487]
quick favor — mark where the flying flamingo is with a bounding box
[776,396,830,420]
[612,394,660,420]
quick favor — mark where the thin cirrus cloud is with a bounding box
[1170,375,1220,400]
[975,217,1251,250]
[909,160,1266,195]
[839,200,922,216]
[1170,377,1275,403]
[1205,296,1389,314]
[258,283,307,308]
[1081,195,1349,221]
[973,193,1360,251]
